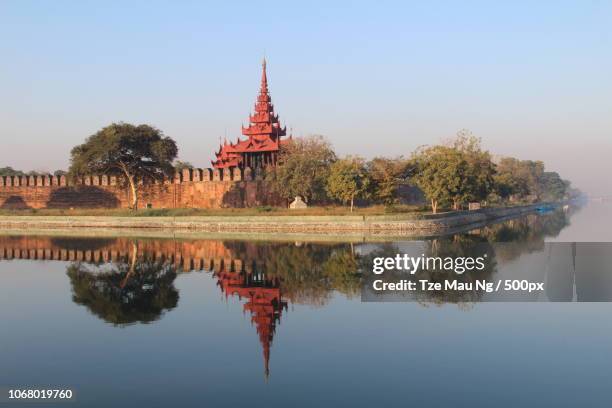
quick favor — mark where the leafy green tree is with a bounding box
[519,160,545,201]
[326,156,370,212]
[448,130,496,209]
[539,171,568,201]
[366,157,410,205]
[69,123,178,210]
[266,135,336,204]
[493,157,524,200]
[412,145,465,214]
[493,157,545,202]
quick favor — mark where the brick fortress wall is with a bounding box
[0,166,279,209]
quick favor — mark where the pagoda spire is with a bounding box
[211,58,286,169]
[260,57,268,94]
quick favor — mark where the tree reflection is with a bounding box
[0,204,584,381]
[478,209,569,262]
[223,242,362,306]
[66,243,179,326]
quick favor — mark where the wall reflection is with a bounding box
[2,206,606,376]
[0,235,360,377]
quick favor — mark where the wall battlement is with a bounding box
[0,166,277,209]
[0,166,263,187]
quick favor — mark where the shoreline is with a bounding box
[0,204,554,239]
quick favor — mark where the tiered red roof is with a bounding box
[212,58,288,169]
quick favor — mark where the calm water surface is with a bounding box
[1,201,612,407]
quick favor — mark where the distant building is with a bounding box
[212,59,289,169]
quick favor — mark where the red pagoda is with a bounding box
[212,58,288,169]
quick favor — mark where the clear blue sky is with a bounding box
[1,0,610,194]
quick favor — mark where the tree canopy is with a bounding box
[493,157,569,202]
[326,156,370,211]
[265,135,336,203]
[173,160,194,171]
[69,123,178,210]
[412,131,499,213]
[412,145,465,213]
[450,132,496,207]
[539,171,568,201]
[366,157,410,205]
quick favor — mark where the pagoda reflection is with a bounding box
[215,260,287,378]
[0,208,588,376]
[0,235,297,377]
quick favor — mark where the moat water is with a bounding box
[1,201,612,407]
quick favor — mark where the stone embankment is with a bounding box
[0,204,553,235]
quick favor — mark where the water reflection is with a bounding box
[215,261,287,379]
[545,243,612,301]
[0,208,585,308]
[2,205,610,376]
[0,209,583,309]
[66,244,179,325]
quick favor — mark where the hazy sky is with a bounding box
[1,1,610,195]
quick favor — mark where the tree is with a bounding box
[519,160,545,201]
[448,130,496,209]
[173,160,193,171]
[412,145,464,214]
[69,123,178,210]
[493,157,524,200]
[326,156,370,212]
[366,157,410,205]
[0,167,25,177]
[493,157,545,202]
[539,171,567,201]
[265,135,336,204]
[565,182,583,200]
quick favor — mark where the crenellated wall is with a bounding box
[0,167,279,209]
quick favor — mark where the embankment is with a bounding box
[0,204,554,237]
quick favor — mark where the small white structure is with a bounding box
[468,202,481,211]
[289,196,307,209]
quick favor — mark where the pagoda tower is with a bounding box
[212,58,288,169]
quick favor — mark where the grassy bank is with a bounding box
[0,201,542,218]
[0,203,551,235]
[0,205,427,217]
